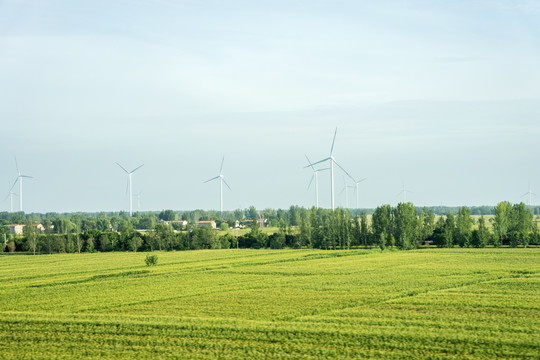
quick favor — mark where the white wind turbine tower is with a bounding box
[353,177,367,209]
[4,180,18,212]
[9,158,33,212]
[204,156,232,216]
[133,191,142,212]
[306,127,354,210]
[521,182,537,206]
[116,163,144,217]
[339,176,355,208]
[305,155,330,208]
[397,183,413,203]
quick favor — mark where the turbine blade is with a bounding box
[116,162,129,173]
[356,178,367,184]
[14,157,19,174]
[338,187,345,196]
[20,175,33,179]
[131,164,144,173]
[305,155,315,171]
[333,160,355,182]
[204,176,220,183]
[304,157,330,168]
[330,127,337,155]
[219,156,225,174]
[8,178,18,192]
[307,174,315,190]
[223,179,232,190]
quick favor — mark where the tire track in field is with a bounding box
[286,273,533,321]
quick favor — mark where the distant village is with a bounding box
[4,218,269,236]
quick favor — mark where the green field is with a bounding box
[0,249,538,359]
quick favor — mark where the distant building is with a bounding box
[161,220,188,227]
[5,224,45,235]
[5,224,24,235]
[243,218,267,228]
[197,220,217,229]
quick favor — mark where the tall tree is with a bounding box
[393,202,418,249]
[24,221,38,255]
[471,216,489,248]
[443,214,456,248]
[492,201,512,246]
[360,211,370,247]
[455,207,473,247]
[372,205,392,242]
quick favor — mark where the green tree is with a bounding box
[298,210,313,248]
[129,236,142,252]
[360,211,370,247]
[96,217,111,232]
[154,224,174,250]
[443,214,456,248]
[492,201,512,246]
[246,206,258,221]
[421,208,435,243]
[378,232,386,250]
[269,220,286,249]
[455,207,473,247]
[159,210,176,221]
[372,205,392,242]
[24,222,38,255]
[508,202,533,247]
[393,202,418,249]
[472,216,489,248]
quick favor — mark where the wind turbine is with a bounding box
[133,191,142,212]
[353,177,367,209]
[305,155,329,208]
[116,162,144,217]
[4,180,18,212]
[9,158,33,212]
[397,183,413,203]
[306,127,354,210]
[204,156,231,215]
[339,176,355,208]
[521,182,537,206]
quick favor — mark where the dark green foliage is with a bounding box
[456,207,473,247]
[158,209,176,221]
[392,203,419,249]
[471,216,490,248]
[6,202,537,254]
[145,253,158,266]
[444,213,456,248]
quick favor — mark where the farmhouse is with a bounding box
[243,218,268,228]
[5,224,46,235]
[169,220,188,227]
[197,220,217,229]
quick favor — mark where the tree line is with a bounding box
[1,202,539,254]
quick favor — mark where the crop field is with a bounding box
[0,249,538,359]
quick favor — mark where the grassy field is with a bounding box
[0,249,538,359]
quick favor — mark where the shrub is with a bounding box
[145,254,158,266]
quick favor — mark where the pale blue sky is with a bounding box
[1,0,539,213]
